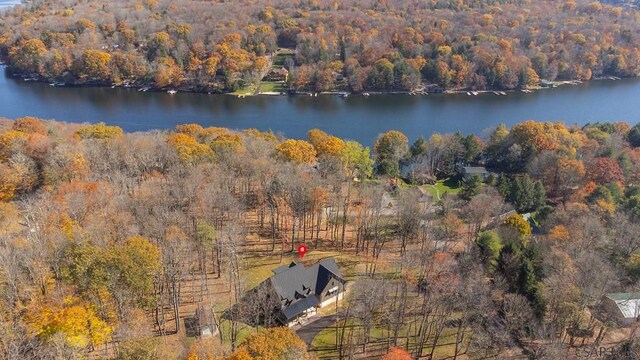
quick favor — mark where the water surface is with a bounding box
[1,67,639,144]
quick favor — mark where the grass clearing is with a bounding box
[230,84,258,95]
[423,178,460,201]
[273,50,295,66]
[218,319,259,346]
[258,81,285,93]
[310,318,468,359]
[242,249,375,288]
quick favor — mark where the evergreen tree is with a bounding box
[628,122,640,147]
[478,231,503,273]
[459,174,482,201]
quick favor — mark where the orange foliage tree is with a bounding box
[381,347,412,360]
[13,117,47,134]
[227,327,311,360]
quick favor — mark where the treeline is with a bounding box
[1,0,640,92]
[2,117,640,358]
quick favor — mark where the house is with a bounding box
[599,293,640,326]
[265,67,289,82]
[539,80,556,88]
[226,258,346,327]
[460,166,492,181]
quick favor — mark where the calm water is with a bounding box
[1,66,639,144]
[0,0,20,10]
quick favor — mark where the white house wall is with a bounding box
[319,291,344,308]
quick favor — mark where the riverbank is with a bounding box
[1,62,634,104]
[2,63,633,98]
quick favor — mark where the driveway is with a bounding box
[294,282,354,347]
[295,312,340,347]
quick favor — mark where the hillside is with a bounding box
[2,118,640,358]
[1,0,639,93]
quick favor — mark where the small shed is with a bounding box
[193,304,219,337]
[600,293,640,326]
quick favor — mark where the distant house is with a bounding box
[265,67,289,82]
[226,258,346,327]
[460,166,492,180]
[400,162,436,185]
[599,293,640,326]
[539,80,556,88]
[484,209,517,229]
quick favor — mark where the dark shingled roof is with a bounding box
[282,295,319,320]
[462,166,488,174]
[269,258,344,321]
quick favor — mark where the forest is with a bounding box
[2,117,640,359]
[1,0,640,93]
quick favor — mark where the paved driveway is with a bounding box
[295,313,340,347]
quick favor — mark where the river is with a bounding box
[1,66,639,144]
[0,0,20,10]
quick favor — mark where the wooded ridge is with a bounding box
[1,0,639,93]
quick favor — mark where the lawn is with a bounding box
[422,178,460,201]
[218,319,260,346]
[310,318,468,359]
[242,249,372,288]
[230,84,258,95]
[258,81,286,93]
[272,49,295,66]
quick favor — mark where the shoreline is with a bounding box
[1,64,630,98]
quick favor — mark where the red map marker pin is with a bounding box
[297,244,308,259]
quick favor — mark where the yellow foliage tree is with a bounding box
[176,123,206,138]
[0,163,18,201]
[210,133,244,154]
[511,121,586,155]
[0,130,28,162]
[25,296,112,348]
[8,38,47,72]
[75,122,123,140]
[504,214,532,237]
[244,128,278,143]
[167,133,213,162]
[315,136,346,157]
[307,129,329,148]
[78,49,112,80]
[275,139,316,163]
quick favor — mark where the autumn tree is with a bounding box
[75,50,112,82]
[628,123,640,147]
[340,140,374,179]
[8,39,47,73]
[587,157,625,184]
[275,139,316,163]
[25,295,112,349]
[381,347,412,360]
[75,122,123,140]
[167,133,213,163]
[229,327,311,359]
[374,130,409,176]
